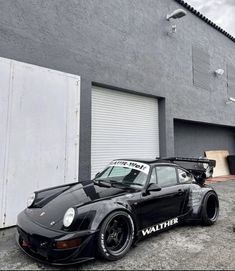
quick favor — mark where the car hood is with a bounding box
[25,182,129,230]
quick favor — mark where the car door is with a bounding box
[138,165,187,229]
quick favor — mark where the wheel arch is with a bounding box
[97,208,138,236]
[185,185,219,222]
[89,202,138,237]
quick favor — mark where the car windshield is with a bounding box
[94,160,150,189]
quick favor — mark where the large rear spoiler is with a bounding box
[164,157,216,168]
[161,157,216,181]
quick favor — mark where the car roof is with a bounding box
[114,158,174,165]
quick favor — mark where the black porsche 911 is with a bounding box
[17,157,219,265]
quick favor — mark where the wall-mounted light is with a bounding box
[226,97,235,105]
[166,9,187,34]
[166,9,187,20]
[214,68,224,77]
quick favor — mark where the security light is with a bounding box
[166,9,187,35]
[228,97,235,102]
[226,97,235,104]
[214,68,224,77]
[166,9,187,21]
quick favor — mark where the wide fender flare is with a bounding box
[188,184,218,219]
[88,201,138,233]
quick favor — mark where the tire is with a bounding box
[201,191,219,226]
[97,211,135,261]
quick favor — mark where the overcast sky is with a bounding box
[186,0,235,37]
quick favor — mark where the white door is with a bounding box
[0,58,80,228]
[0,59,12,228]
[91,86,159,178]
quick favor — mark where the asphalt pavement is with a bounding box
[0,180,234,270]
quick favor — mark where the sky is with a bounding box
[186,0,235,37]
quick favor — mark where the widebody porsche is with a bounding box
[16,157,219,265]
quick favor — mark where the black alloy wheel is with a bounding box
[97,211,134,261]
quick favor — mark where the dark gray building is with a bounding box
[0,0,235,180]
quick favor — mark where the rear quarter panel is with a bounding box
[186,183,218,221]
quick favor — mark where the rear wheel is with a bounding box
[97,211,134,261]
[201,191,219,225]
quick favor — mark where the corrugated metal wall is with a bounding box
[91,87,159,178]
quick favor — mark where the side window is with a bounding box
[178,169,193,183]
[149,168,157,184]
[156,166,177,187]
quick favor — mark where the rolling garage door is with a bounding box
[174,119,235,157]
[91,86,159,177]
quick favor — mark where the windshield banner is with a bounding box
[110,160,150,174]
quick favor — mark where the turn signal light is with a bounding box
[55,238,81,249]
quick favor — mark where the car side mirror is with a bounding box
[181,173,187,178]
[147,183,162,192]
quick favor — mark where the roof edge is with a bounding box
[174,0,235,43]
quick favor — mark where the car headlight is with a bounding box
[63,208,75,228]
[27,193,35,208]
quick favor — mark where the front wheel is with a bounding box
[97,211,135,261]
[201,191,219,226]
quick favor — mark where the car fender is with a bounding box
[186,183,218,220]
[74,199,138,234]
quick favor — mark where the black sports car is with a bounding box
[17,157,219,265]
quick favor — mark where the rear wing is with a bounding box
[162,157,216,181]
[164,157,216,168]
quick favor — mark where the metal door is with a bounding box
[0,59,12,228]
[0,58,80,228]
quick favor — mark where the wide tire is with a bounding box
[201,191,219,226]
[97,211,135,261]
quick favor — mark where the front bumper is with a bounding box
[16,211,97,266]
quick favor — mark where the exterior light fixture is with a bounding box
[166,9,187,35]
[214,69,224,77]
[166,9,187,21]
[226,97,235,105]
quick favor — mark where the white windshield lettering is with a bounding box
[110,160,150,174]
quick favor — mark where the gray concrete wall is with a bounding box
[0,0,234,180]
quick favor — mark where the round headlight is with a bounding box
[63,208,75,228]
[27,193,35,208]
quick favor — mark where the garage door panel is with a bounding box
[174,120,235,158]
[91,87,159,177]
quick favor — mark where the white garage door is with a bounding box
[91,86,159,178]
